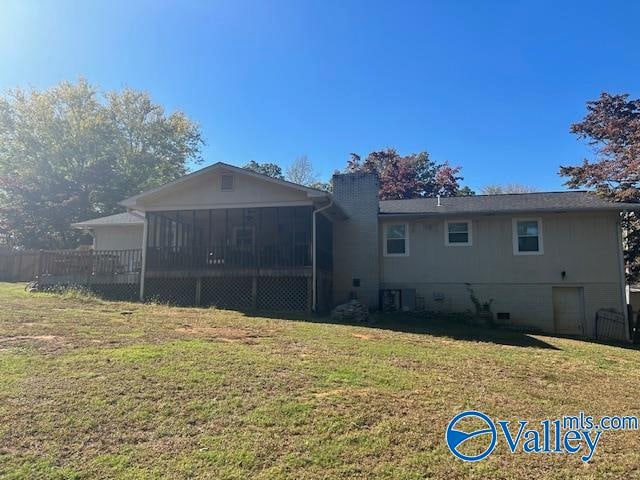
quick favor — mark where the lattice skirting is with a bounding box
[201,277,253,309]
[145,277,196,306]
[33,281,140,302]
[37,275,313,312]
[89,283,139,302]
[256,277,309,312]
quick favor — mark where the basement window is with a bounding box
[221,174,234,191]
[384,223,409,256]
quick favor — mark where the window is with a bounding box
[221,174,234,191]
[384,223,408,256]
[445,220,472,246]
[513,218,543,255]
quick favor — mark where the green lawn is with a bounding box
[1,282,640,479]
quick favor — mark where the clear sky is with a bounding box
[1,0,639,192]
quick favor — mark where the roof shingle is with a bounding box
[379,191,640,216]
[72,212,144,228]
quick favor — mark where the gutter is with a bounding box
[312,201,333,312]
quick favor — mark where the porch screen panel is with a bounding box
[294,206,312,267]
[209,209,227,267]
[277,207,294,267]
[260,208,278,267]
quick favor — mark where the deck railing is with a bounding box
[39,249,142,277]
[146,244,312,271]
[37,243,320,277]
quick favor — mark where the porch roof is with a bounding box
[71,211,144,229]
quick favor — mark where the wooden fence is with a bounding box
[0,251,42,282]
[39,249,142,277]
[0,249,143,282]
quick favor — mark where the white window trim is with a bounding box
[444,219,473,247]
[383,222,409,257]
[512,217,544,255]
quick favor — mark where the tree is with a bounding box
[0,78,203,249]
[346,148,472,199]
[286,155,318,186]
[308,181,332,192]
[481,184,538,194]
[242,160,284,179]
[559,92,640,281]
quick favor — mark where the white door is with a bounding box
[553,287,584,335]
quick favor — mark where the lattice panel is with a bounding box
[201,277,252,309]
[90,283,139,302]
[257,277,309,312]
[145,277,196,306]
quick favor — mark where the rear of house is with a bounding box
[377,198,626,338]
[46,164,639,341]
[331,173,634,340]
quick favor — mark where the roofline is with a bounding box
[379,205,640,218]
[71,222,144,229]
[379,190,589,202]
[71,211,145,229]
[120,162,329,208]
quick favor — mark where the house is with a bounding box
[72,211,144,251]
[51,162,640,340]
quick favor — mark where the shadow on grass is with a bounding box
[58,288,638,352]
[233,309,562,350]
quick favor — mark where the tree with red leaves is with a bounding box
[347,148,472,200]
[560,92,640,281]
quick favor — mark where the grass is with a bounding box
[0,282,639,478]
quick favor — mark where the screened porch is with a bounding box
[145,206,333,274]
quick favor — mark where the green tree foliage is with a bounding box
[0,79,203,249]
[347,148,473,199]
[560,92,640,281]
[242,160,284,179]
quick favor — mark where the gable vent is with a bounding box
[221,174,234,191]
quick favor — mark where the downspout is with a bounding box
[139,214,149,302]
[616,213,631,341]
[312,201,333,312]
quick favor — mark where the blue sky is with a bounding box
[1,0,639,192]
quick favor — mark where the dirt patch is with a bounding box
[0,335,65,351]
[0,335,61,343]
[351,333,382,340]
[175,325,261,343]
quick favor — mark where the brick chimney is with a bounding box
[331,172,380,309]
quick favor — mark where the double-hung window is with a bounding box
[384,223,408,256]
[513,218,543,255]
[445,220,472,246]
